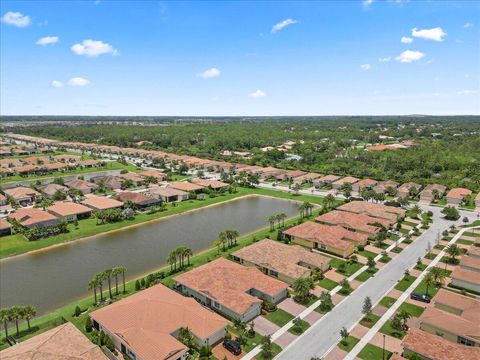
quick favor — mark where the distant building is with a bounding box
[9,208,60,229]
[446,188,472,206]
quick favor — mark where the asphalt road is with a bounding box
[276,206,476,360]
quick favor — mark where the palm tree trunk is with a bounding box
[187,255,190,266]
[4,321,8,338]
[115,274,119,295]
[99,284,104,301]
[122,272,126,293]
[94,287,97,304]
[27,318,31,330]
[108,277,112,299]
[15,320,19,336]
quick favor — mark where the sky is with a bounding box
[1,0,479,116]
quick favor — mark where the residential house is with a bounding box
[336,201,405,224]
[446,188,472,206]
[175,258,289,322]
[451,254,480,293]
[0,218,12,236]
[139,169,166,181]
[0,322,108,360]
[292,172,322,185]
[52,154,81,163]
[38,183,68,199]
[191,178,229,191]
[149,186,189,202]
[331,176,359,190]
[119,172,146,187]
[401,329,480,360]
[316,210,390,238]
[113,191,161,210]
[352,179,377,194]
[419,289,480,347]
[48,201,92,221]
[231,239,330,284]
[419,184,447,203]
[169,181,204,194]
[313,174,340,188]
[81,196,124,211]
[277,170,307,182]
[43,162,69,172]
[3,186,41,206]
[0,193,7,206]
[90,284,229,360]
[91,175,122,190]
[397,182,422,199]
[372,180,399,195]
[476,192,480,209]
[283,221,368,258]
[78,159,102,167]
[9,208,60,228]
[65,179,98,194]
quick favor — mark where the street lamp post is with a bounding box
[382,334,386,360]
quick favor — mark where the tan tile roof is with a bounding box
[175,258,289,314]
[14,164,39,173]
[397,182,422,193]
[9,208,59,227]
[336,201,405,221]
[81,196,123,210]
[317,174,341,182]
[48,202,92,217]
[149,186,188,198]
[3,187,40,200]
[467,246,480,258]
[232,239,330,279]
[119,172,145,183]
[43,162,68,171]
[284,221,367,249]
[91,284,228,360]
[192,179,229,189]
[78,159,101,166]
[0,322,108,360]
[169,181,204,192]
[139,169,166,179]
[459,255,480,270]
[447,188,472,199]
[39,183,68,197]
[434,289,480,321]
[451,267,480,285]
[402,329,480,360]
[332,176,359,186]
[113,191,159,205]
[65,180,97,192]
[316,210,389,235]
[284,170,306,178]
[353,178,377,189]
[0,218,12,230]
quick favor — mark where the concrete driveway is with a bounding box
[277,298,307,316]
[252,315,280,336]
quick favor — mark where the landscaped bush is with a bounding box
[22,221,69,241]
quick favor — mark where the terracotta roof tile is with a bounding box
[48,202,92,217]
[447,188,472,199]
[337,201,405,221]
[81,196,124,210]
[169,181,204,192]
[9,208,59,227]
[316,210,389,235]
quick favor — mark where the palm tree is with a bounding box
[292,277,314,302]
[213,240,221,255]
[183,247,193,266]
[446,243,461,264]
[88,277,98,304]
[10,306,21,336]
[218,231,227,251]
[176,246,187,268]
[397,309,411,331]
[178,327,195,348]
[0,308,12,338]
[428,267,446,286]
[279,213,287,227]
[267,215,276,231]
[96,273,105,302]
[229,229,239,246]
[167,251,177,272]
[111,267,120,296]
[424,271,436,297]
[104,269,113,299]
[23,306,36,330]
[275,214,282,228]
[118,266,127,294]
[298,203,306,218]
[324,193,335,209]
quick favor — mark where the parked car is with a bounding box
[223,339,241,355]
[410,292,431,303]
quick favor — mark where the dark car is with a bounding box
[223,339,242,355]
[410,292,431,303]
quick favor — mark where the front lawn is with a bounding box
[358,249,377,258]
[338,336,360,352]
[257,342,282,360]
[355,268,378,282]
[288,319,310,335]
[379,296,396,308]
[360,314,381,328]
[457,239,474,245]
[379,320,406,339]
[394,275,417,291]
[358,343,392,360]
[397,302,425,318]
[264,309,295,327]
[318,278,338,290]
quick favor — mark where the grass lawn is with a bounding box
[334,261,363,276]
[414,279,441,298]
[463,231,480,238]
[414,263,427,271]
[391,246,403,253]
[360,314,381,328]
[403,221,418,227]
[379,296,396,308]
[457,239,474,245]
[288,319,310,335]
[424,252,437,260]
[358,343,392,360]
[355,268,378,282]
[257,342,282,360]
[379,255,391,263]
[434,244,445,250]
[264,309,295,327]
[397,302,425,318]
[228,326,263,353]
[399,228,410,234]
[395,275,417,291]
[338,336,360,352]
[318,277,338,290]
[379,320,406,339]
[358,249,377,258]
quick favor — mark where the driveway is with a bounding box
[277,298,307,316]
[276,206,475,359]
[252,315,280,336]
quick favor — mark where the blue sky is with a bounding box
[1,0,479,116]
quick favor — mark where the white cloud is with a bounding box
[378,56,392,62]
[457,90,478,95]
[362,0,375,7]
[68,77,90,87]
[360,64,371,70]
[401,36,413,44]
[463,22,473,28]
[411,27,446,42]
[36,36,59,46]
[395,50,425,63]
[51,80,64,88]
[71,39,118,57]
[197,67,221,79]
[249,89,266,98]
[1,11,30,27]
[271,19,298,33]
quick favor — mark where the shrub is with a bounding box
[74,305,81,317]
[135,280,141,291]
[85,317,93,333]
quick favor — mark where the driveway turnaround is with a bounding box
[274,206,475,360]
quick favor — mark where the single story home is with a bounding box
[0,322,108,360]
[419,184,447,203]
[175,258,289,322]
[0,218,12,236]
[191,178,229,191]
[372,180,399,194]
[331,176,359,190]
[47,201,92,221]
[3,186,41,206]
[52,154,81,163]
[113,191,161,209]
[446,188,472,206]
[277,170,307,182]
[119,172,146,186]
[90,284,229,360]
[419,289,480,347]
[9,208,60,229]
[139,169,166,181]
[231,239,330,284]
[38,183,69,199]
[292,172,322,185]
[401,329,480,360]
[283,221,368,258]
[65,179,98,194]
[451,266,480,294]
[336,201,405,223]
[91,175,123,190]
[0,193,7,206]
[81,196,124,211]
[169,181,205,194]
[313,174,341,188]
[149,186,189,202]
[397,182,422,199]
[352,178,377,193]
[316,210,390,238]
